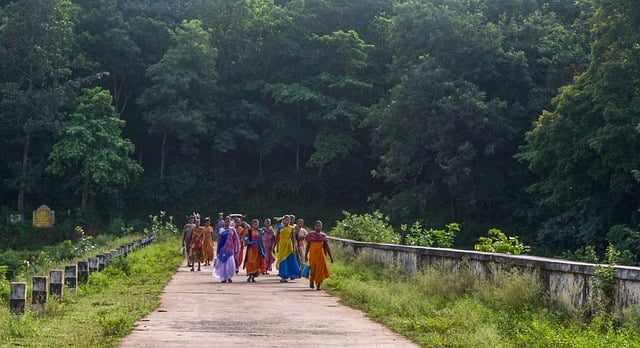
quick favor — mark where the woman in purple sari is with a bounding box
[213,216,241,283]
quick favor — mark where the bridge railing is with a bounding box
[329,236,640,311]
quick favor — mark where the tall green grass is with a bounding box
[0,237,182,347]
[325,245,640,347]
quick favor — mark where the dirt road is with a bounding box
[118,260,418,347]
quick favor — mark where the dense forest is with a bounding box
[0,0,638,259]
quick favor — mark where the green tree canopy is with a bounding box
[518,0,640,252]
[48,87,142,210]
[0,0,78,212]
[137,19,218,179]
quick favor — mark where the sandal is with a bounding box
[279,279,288,283]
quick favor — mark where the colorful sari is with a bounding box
[203,226,215,262]
[296,227,308,263]
[244,228,265,277]
[237,225,247,270]
[306,231,330,287]
[183,223,195,255]
[213,227,240,281]
[262,226,276,271]
[190,226,204,263]
[277,225,300,279]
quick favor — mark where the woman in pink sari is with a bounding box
[213,216,241,283]
[261,218,276,274]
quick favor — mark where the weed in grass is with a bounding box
[414,267,475,303]
[0,306,38,341]
[473,266,544,311]
[99,315,133,337]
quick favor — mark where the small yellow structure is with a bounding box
[33,205,55,228]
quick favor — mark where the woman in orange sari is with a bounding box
[202,217,215,266]
[189,214,205,272]
[243,219,265,282]
[305,220,334,290]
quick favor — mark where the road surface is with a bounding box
[119,260,419,347]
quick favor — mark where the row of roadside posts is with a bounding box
[8,234,155,314]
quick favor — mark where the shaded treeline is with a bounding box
[1,0,638,258]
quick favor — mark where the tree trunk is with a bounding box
[81,177,89,211]
[296,103,301,173]
[160,130,167,178]
[450,191,458,222]
[17,131,31,212]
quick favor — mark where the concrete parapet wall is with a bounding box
[329,237,640,311]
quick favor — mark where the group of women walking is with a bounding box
[181,213,334,290]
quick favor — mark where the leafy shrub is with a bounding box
[106,217,137,236]
[0,266,9,301]
[0,250,20,280]
[145,211,179,242]
[104,256,130,277]
[592,244,619,314]
[331,211,400,244]
[404,222,459,248]
[12,226,98,278]
[559,245,599,263]
[474,228,530,255]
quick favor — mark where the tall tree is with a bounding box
[137,19,218,178]
[372,58,511,225]
[0,0,77,212]
[47,87,142,210]
[75,0,143,115]
[518,0,640,252]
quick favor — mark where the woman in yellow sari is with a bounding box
[305,220,334,290]
[202,217,215,266]
[276,215,301,282]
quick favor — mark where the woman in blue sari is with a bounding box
[213,216,241,283]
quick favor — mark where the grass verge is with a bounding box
[324,245,640,347]
[0,236,182,347]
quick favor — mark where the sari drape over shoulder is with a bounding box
[262,227,276,271]
[307,232,330,286]
[277,225,300,279]
[244,228,265,276]
[236,226,247,270]
[213,227,240,281]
